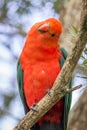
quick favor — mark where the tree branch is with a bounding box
[68,89,87,130]
[13,0,87,130]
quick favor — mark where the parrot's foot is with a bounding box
[30,104,38,112]
[46,88,51,96]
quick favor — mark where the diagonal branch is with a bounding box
[13,0,87,130]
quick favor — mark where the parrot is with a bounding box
[17,18,72,130]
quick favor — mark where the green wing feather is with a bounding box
[17,60,29,113]
[17,60,24,101]
[60,48,72,130]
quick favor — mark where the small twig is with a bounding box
[77,75,87,79]
[66,84,83,93]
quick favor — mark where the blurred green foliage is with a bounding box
[71,25,87,78]
[81,47,87,71]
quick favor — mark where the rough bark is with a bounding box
[60,0,87,129]
[13,0,87,130]
[60,0,82,53]
[68,89,87,130]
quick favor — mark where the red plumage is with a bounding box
[20,18,64,127]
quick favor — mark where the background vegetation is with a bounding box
[0,0,87,130]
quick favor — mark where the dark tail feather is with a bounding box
[31,123,40,130]
[39,122,63,130]
[30,122,63,130]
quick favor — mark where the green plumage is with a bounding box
[17,61,23,100]
[60,48,72,130]
[17,60,29,113]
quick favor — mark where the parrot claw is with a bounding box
[30,104,38,112]
[46,88,51,96]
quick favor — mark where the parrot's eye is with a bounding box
[38,23,49,34]
[51,33,56,37]
[38,29,47,34]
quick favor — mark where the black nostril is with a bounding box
[51,33,56,37]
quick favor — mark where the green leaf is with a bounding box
[81,55,86,60]
[70,25,78,38]
[84,47,87,54]
[71,25,78,34]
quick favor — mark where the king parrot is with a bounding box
[17,18,72,130]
